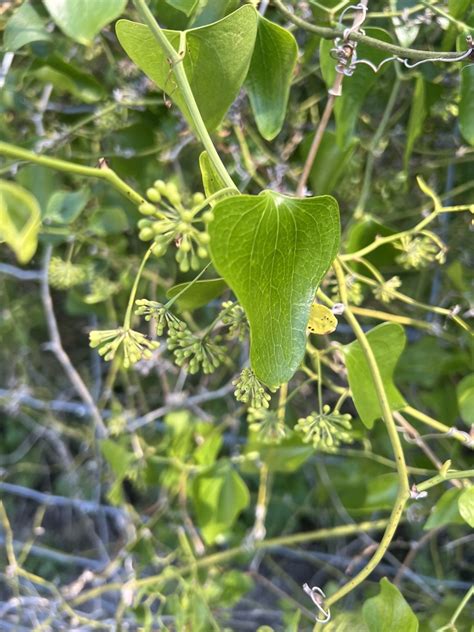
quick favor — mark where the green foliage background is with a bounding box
[0,0,473,630]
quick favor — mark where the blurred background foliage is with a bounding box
[0,0,473,630]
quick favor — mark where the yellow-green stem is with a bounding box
[132,0,237,192]
[0,141,145,206]
[319,259,410,617]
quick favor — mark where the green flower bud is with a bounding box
[139,228,154,241]
[146,187,161,203]
[139,202,157,216]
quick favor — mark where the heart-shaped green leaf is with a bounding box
[245,15,298,140]
[344,323,407,429]
[43,0,127,45]
[116,6,258,132]
[363,578,419,632]
[320,28,393,148]
[0,181,41,264]
[209,191,340,386]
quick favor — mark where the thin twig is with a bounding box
[40,246,107,438]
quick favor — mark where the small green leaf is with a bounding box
[192,461,250,544]
[167,278,228,310]
[363,578,419,632]
[89,206,129,236]
[460,64,474,147]
[457,374,474,426]
[32,54,105,103]
[320,28,393,148]
[44,188,90,224]
[458,486,474,528]
[43,0,127,45]
[0,181,41,264]
[116,6,258,132]
[424,488,465,530]
[390,0,419,47]
[246,15,298,140]
[344,323,407,429]
[404,76,426,170]
[208,191,340,386]
[199,151,229,200]
[166,0,198,17]
[246,433,313,473]
[4,1,52,51]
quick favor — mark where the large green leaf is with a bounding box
[363,578,419,632]
[245,15,298,140]
[208,191,340,386]
[167,278,228,310]
[0,181,41,264]
[460,64,474,147]
[4,1,52,51]
[457,374,474,426]
[116,6,258,132]
[344,323,407,428]
[43,0,127,45]
[192,460,250,544]
[320,28,393,148]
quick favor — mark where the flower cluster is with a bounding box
[373,276,401,303]
[84,277,119,304]
[395,234,446,270]
[247,407,288,443]
[295,405,353,451]
[137,180,213,272]
[135,299,183,336]
[332,277,364,306]
[48,257,89,290]
[220,301,248,341]
[167,323,225,374]
[233,368,272,409]
[89,327,159,368]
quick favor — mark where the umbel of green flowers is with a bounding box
[167,321,225,374]
[135,299,184,336]
[48,256,89,290]
[137,180,213,272]
[89,328,159,368]
[296,405,353,451]
[247,407,288,443]
[233,368,272,409]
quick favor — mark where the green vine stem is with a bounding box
[71,518,390,606]
[272,0,470,61]
[0,141,145,206]
[319,259,411,617]
[123,245,155,330]
[417,469,474,492]
[132,0,238,193]
[403,405,473,448]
